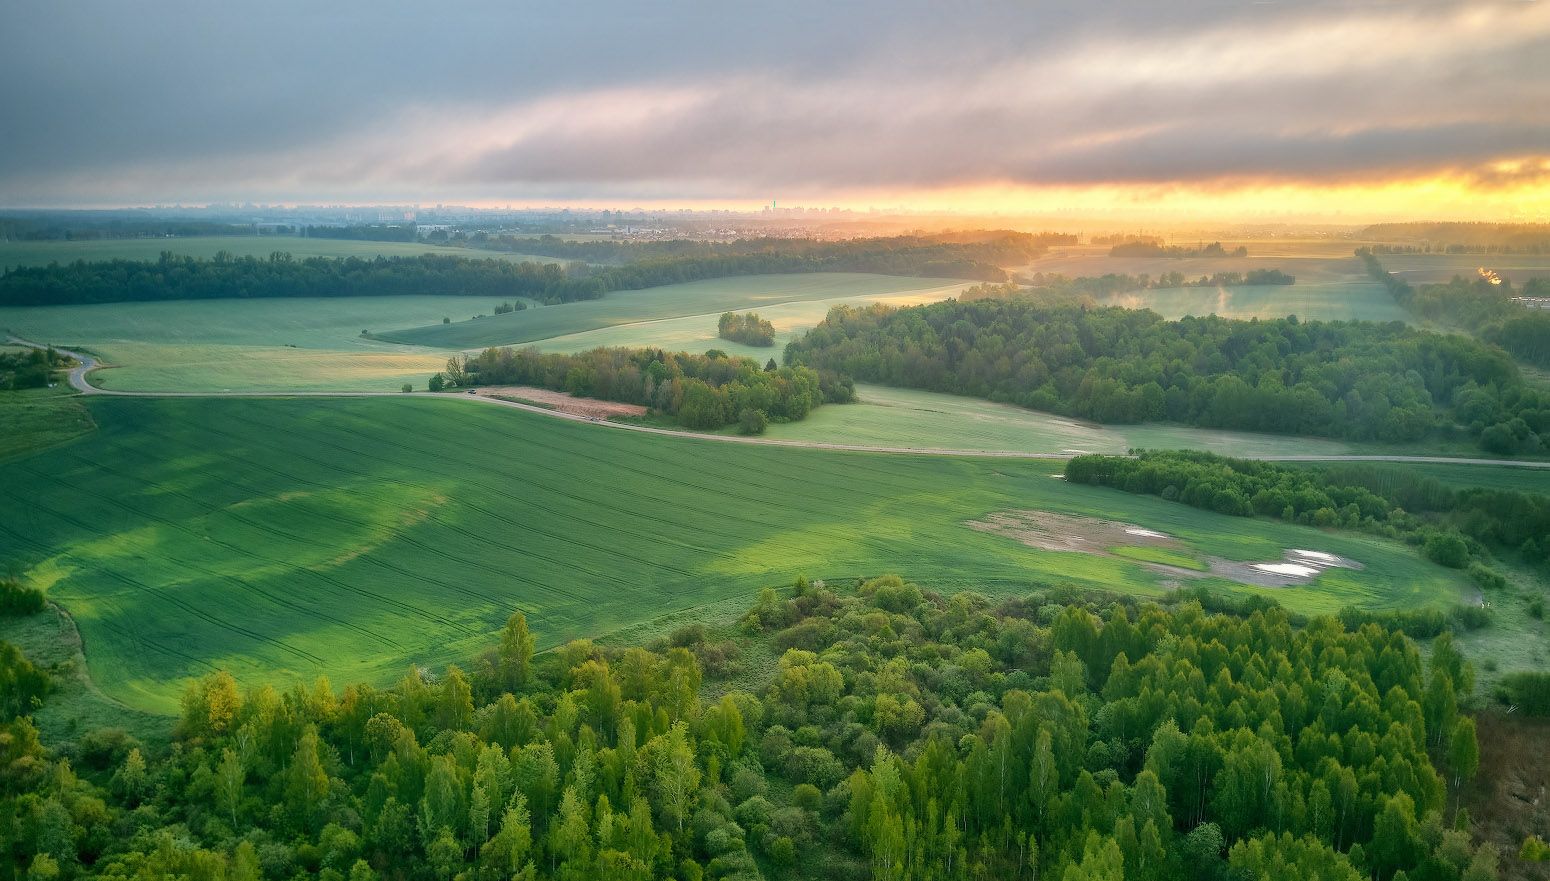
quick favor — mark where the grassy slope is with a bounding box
[375,274,969,348]
[759,384,1356,457]
[0,235,565,267]
[0,396,1468,712]
[0,295,509,392]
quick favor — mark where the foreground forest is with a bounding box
[784,299,1548,454]
[0,575,1523,881]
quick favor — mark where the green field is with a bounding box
[0,385,96,460]
[759,384,1355,457]
[376,273,969,349]
[0,235,566,267]
[0,295,508,391]
[1019,244,1404,322]
[0,396,1469,712]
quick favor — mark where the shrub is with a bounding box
[0,578,45,616]
[737,408,768,435]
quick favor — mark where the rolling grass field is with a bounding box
[758,385,1356,457]
[0,395,1469,712]
[0,295,508,391]
[0,235,566,267]
[375,274,970,349]
[0,385,96,460]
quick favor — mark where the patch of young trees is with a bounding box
[0,573,1504,880]
[785,299,1549,453]
[717,312,776,347]
[440,346,841,432]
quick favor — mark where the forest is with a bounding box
[471,232,1072,271]
[718,313,776,347]
[0,575,1508,881]
[0,233,1051,307]
[783,299,1549,453]
[438,346,842,432]
[1063,450,1550,597]
[1359,251,1550,369]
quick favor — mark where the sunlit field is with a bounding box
[0,235,566,267]
[1,395,1468,712]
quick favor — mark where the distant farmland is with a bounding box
[0,235,566,267]
[0,396,1468,712]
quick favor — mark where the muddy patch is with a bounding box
[476,386,648,419]
[967,509,1361,588]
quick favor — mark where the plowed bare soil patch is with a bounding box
[476,386,647,419]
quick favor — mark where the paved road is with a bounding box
[12,335,1550,468]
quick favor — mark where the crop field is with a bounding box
[759,384,1356,457]
[530,286,957,358]
[0,295,508,391]
[1018,244,1404,322]
[0,395,1468,712]
[375,273,970,349]
[0,385,96,460]
[0,235,566,267]
[1378,253,1550,285]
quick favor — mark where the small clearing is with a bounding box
[475,386,647,419]
[967,509,1362,587]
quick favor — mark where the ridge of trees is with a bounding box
[0,574,1506,881]
[1360,223,1550,254]
[1358,250,1550,370]
[437,346,846,432]
[718,313,776,347]
[783,299,1549,453]
[0,346,72,391]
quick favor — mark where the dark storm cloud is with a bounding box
[1,0,1546,204]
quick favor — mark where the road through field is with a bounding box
[14,335,1550,469]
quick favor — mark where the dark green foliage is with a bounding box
[786,298,1546,451]
[718,311,776,346]
[1495,671,1550,715]
[450,345,827,431]
[1064,450,1550,573]
[0,347,69,391]
[1012,268,1293,297]
[737,408,768,435]
[0,578,46,616]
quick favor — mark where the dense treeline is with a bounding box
[0,576,1504,881]
[784,299,1549,453]
[1359,251,1550,370]
[439,347,840,432]
[0,215,280,242]
[0,346,71,390]
[718,313,776,347]
[0,253,591,307]
[1064,450,1550,588]
[475,232,1070,270]
[0,232,1058,307]
[302,225,417,243]
[1362,223,1550,254]
[1109,241,1247,258]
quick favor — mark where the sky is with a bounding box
[2,0,1548,222]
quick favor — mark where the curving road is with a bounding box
[13,335,1550,468]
